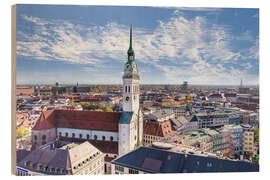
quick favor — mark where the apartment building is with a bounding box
[16,141,105,176]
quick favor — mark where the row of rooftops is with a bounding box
[112,145,258,173]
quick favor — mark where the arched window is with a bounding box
[65,133,68,137]
[79,134,82,138]
[102,136,106,141]
[94,135,97,140]
[110,136,113,141]
[42,135,46,140]
[72,133,75,138]
[42,135,46,145]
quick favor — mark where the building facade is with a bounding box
[16,142,105,175]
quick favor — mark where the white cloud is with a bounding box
[17,12,259,85]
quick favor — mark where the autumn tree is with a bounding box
[16,126,30,139]
[105,106,113,112]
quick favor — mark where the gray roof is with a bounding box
[17,148,70,170]
[16,141,102,175]
[112,146,259,173]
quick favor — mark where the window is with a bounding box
[79,134,83,138]
[87,134,90,139]
[115,165,124,172]
[42,135,46,145]
[102,136,106,141]
[72,133,75,138]
[42,135,46,140]
[129,168,139,174]
[128,86,130,92]
[59,132,62,136]
[207,162,213,167]
[110,136,113,141]
[125,86,127,93]
[65,132,68,137]
[94,135,97,140]
[34,135,37,140]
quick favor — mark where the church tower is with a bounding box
[118,25,143,155]
[122,24,140,112]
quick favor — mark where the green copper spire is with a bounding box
[127,24,135,59]
[130,24,132,49]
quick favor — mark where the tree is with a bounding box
[98,102,106,110]
[254,128,259,143]
[105,106,113,112]
[16,126,30,139]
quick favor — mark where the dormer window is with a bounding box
[207,162,213,167]
[25,160,31,167]
[45,166,49,171]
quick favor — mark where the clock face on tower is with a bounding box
[125,96,130,102]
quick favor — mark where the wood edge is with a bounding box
[11,4,17,176]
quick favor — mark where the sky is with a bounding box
[16,5,259,85]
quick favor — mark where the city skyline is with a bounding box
[16,5,259,85]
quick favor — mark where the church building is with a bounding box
[31,25,143,157]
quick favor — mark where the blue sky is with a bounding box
[16,5,259,85]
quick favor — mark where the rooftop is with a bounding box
[112,146,258,173]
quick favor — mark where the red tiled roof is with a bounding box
[105,156,115,162]
[89,140,118,154]
[32,110,55,130]
[143,120,173,137]
[59,136,118,154]
[32,110,122,132]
